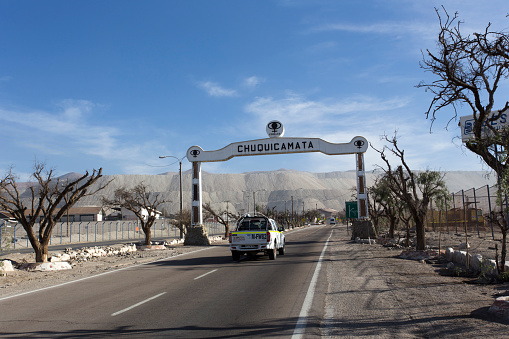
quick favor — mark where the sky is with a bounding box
[1,0,508,180]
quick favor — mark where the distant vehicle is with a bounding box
[330,218,336,225]
[229,214,285,261]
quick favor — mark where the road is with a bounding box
[2,223,508,338]
[0,225,333,338]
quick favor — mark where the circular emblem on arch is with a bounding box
[354,140,365,149]
[266,120,285,138]
[189,149,201,158]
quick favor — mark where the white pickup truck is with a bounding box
[229,214,285,261]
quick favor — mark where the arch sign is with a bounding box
[186,120,369,226]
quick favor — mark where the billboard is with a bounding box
[460,108,508,142]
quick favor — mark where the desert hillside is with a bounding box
[66,169,496,215]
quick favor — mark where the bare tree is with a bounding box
[398,210,413,248]
[102,183,168,245]
[202,202,236,238]
[173,209,191,239]
[369,175,403,238]
[418,7,509,175]
[372,134,449,250]
[367,185,385,235]
[0,163,107,262]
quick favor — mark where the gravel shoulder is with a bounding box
[323,225,509,338]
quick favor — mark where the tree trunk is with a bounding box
[502,228,507,273]
[144,227,151,245]
[35,243,49,262]
[224,223,230,239]
[415,218,426,250]
[389,216,396,238]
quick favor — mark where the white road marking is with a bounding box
[111,292,167,316]
[292,230,333,339]
[194,269,218,280]
[0,247,212,302]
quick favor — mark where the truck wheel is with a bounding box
[278,242,285,255]
[232,251,240,261]
[268,246,277,260]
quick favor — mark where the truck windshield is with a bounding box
[237,219,267,231]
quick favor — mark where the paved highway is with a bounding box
[0,225,333,338]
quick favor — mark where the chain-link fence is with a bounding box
[426,184,505,239]
[0,220,226,252]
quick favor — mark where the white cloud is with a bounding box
[0,100,123,160]
[197,81,238,97]
[244,93,411,130]
[311,21,435,39]
[243,76,265,89]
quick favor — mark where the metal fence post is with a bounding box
[0,220,3,252]
[473,187,480,236]
[445,193,449,233]
[461,190,467,235]
[452,193,457,233]
[486,184,495,239]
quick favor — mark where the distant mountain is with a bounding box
[57,172,85,182]
[66,169,497,215]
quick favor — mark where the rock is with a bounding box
[445,248,454,262]
[350,220,376,240]
[489,296,509,319]
[470,254,483,274]
[20,261,72,271]
[0,260,14,273]
[459,242,470,250]
[50,253,71,262]
[453,250,467,266]
[184,225,211,246]
[481,259,498,277]
[138,244,166,251]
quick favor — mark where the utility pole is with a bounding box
[226,200,230,231]
[302,201,305,224]
[291,196,294,228]
[159,155,186,218]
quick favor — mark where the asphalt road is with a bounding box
[0,225,333,338]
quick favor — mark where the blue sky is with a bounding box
[1,0,508,180]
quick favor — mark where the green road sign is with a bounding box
[345,201,358,219]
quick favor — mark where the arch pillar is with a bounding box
[356,152,368,219]
[191,161,202,226]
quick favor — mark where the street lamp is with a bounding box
[159,155,186,218]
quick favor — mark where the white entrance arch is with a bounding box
[186,121,369,226]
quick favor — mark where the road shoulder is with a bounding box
[321,225,509,338]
